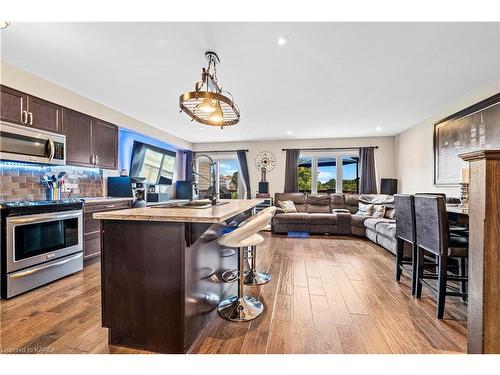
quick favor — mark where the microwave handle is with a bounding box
[47,137,55,162]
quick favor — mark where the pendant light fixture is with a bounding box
[179,51,240,129]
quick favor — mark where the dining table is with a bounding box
[446,204,469,227]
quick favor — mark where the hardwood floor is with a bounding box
[0,233,467,354]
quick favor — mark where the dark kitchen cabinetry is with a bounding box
[0,85,28,125]
[92,119,118,169]
[83,200,131,261]
[62,108,93,167]
[61,109,118,170]
[0,85,62,133]
[1,85,118,170]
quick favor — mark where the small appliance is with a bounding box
[0,121,66,165]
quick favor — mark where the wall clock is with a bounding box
[255,151,276,172]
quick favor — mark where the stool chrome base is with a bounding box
[217,295,264,322]
[244,270,271,285]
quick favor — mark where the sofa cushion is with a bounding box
[344,194,360,213]
[364,217,395,231]
[308,213,337,224]
[351,214,369,228]
[376,222,397,239]
[384,206,396,219]
[306,194,331,213]
[273,213,310,224]
[330,193,345,210]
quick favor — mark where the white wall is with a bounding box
[395,83,500,196]
[193,136,396,197]
[0,61,192,150]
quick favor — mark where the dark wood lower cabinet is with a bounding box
[101,220,236,353]
[83,200,131,262]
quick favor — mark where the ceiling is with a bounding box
[1,22,499,143]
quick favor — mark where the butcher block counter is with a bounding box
[94,199,262,353]
[93,199,262,223]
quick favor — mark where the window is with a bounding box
[195,154,242,199]
[298,152,359,194]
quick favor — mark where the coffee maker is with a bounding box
[131,177,147,208]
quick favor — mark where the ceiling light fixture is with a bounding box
[278,37,287,46]
[179,51,240,129]
[0,21,10,30]
[375,126,382,132]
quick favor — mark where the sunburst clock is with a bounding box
[255,151,276,196]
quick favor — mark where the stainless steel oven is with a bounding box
[1,200,83,298]
[0,121,66,165]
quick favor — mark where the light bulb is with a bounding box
[197,98,216,113]
[209,105,224,124]
[0,21,10,30]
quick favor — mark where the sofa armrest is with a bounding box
[332,208,350,213]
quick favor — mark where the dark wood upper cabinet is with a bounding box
[0,85,28,125]
[2,85,118,170]
[62,108,93,167]
[27,95,62,133]
[91,119,118,169]
[62,109,118,169]
[1,85,62,133]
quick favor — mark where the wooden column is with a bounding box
[460,149,500,354]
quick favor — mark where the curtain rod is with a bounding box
[281,146,378,151]
[193,149,249,154]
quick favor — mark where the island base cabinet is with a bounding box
[101,220,236,353]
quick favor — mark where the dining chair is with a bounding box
[414,195,469,318]
[394,194,418,295]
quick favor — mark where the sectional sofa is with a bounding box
[273,192,398,254]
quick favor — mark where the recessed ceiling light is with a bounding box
[0,21,10,30]
[375,126,382,132]
[278,37,287,46]
[287,130,292,135]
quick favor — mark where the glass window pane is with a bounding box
[196,158,213,197]
[342,156,359,194]
[317,157,336,194]
[298,157,313,193]
[219,159,239,199]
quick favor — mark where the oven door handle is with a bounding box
[47,136,55,162]
[10,252,83,279]
[7,210,82,226]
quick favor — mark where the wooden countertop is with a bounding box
[93,199,263,223]
[82,197,134,204]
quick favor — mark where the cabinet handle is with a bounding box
[104,205,115,208]
[22,110,28,124]
[28,112,33,125]
[95,155,99,166]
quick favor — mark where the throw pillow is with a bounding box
[278,200,297,213]
[385,207,396,220]
[371,204,386,218]
[356,202,374,216]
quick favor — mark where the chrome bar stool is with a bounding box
[239,206,276,285]
[217,212,272,322]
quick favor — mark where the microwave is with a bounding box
[0,121,66,165]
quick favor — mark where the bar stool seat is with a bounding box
[217,212,272,322]
[239,206,276,286]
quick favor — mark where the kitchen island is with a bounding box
[94,199,262,353]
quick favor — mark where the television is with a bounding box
[129,141,176,185]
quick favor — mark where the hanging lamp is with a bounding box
[179,51,240,129]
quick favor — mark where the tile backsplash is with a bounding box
[0,162,103,202]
